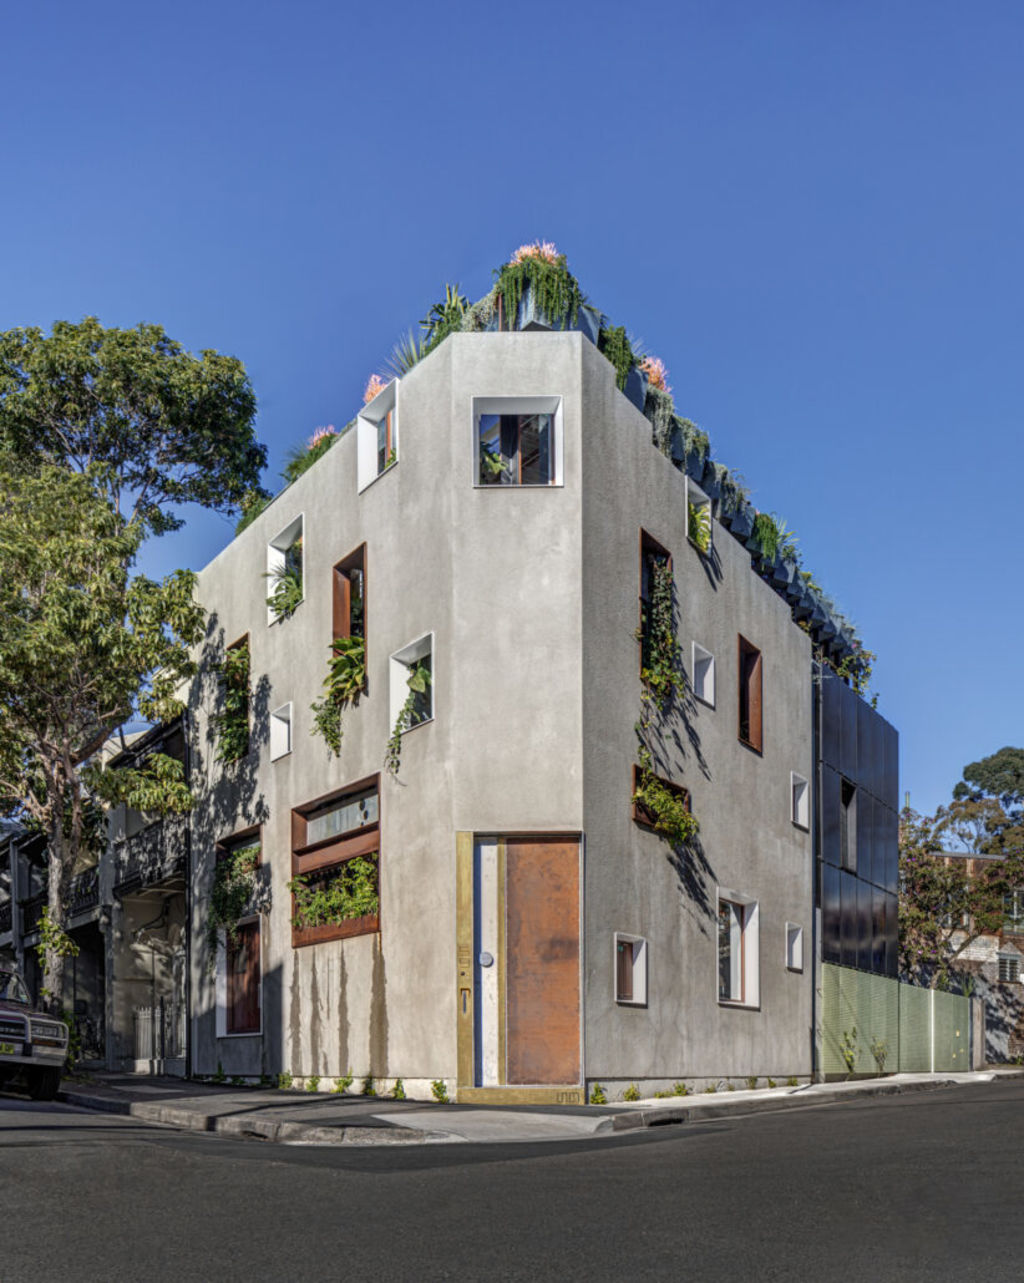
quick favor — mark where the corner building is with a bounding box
[187,330,836,1100]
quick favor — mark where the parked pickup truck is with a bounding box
[0,964,68,1100]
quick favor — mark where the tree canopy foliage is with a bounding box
[953,746,1024,811]
[0,318,267,533]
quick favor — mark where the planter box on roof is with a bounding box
[623,365,648,411]
[727,502,754,540]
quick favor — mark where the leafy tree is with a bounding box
[0,318,267,534]
[0,464,203,1010]
[953,746,1024,813]
[899,796,1024,988]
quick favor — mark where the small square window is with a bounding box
[717,890,759,1007]
[389,634,434,734]
[267,516,303,624]
[473,396,563,487]
[791,772,809,829]
[270,703,292,761]
[693,642,715,707]
[998,954,1020,984]
[686,478,712,555]
[357,379,398,492]
[786,922,804,972]
[614,933,648,1006]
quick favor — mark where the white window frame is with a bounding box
[791,772,809,830]
[270,703,293,761]
[685,477,713,554]
[692,642,716,707]
[786,922,804,972]
[613,932,648,1007]
[389,632,434,733]
[215,914,262,1039]
[357,378,399,493]
[266,514,304,625]
[716,888,760,1009]
[998,951,1021,984]
[471,395,564,488]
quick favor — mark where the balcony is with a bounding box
[114,815,188,897]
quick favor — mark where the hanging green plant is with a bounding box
[288,855,379,928]
[384,660,432,776]
[751,512,781,564]
[639,559,680,711]
[632,747,699,847]
[265,541,303,620]
[310,635,366,756]
[494,243,583,330]
[207,843,259,956]
[688,501,712,554]
[598,325,636,391]
[213,642,250,763]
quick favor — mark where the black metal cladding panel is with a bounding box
[881,719,900,812]
[856,696,875,795]
[822,766,841,867]
[821,863,842,964]
[871,884,888,974]
[858,878,873,972]
[884,892,900,977]
[857,791,874,887]
[839,681,858,780]
[878,804,899,894]
[821,673,842,772]
[840,870,859,968]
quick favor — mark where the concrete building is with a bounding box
[182,326,829,1101]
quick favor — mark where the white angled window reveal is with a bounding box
[786,922,804,972]
[717,890,759,1008]
[685,477,712,555]
[389,633,434,734]
[270,703,293,761]
[266,515,304,625]
[614,933,648,1006]
[472,396,563,487]
[357,378,398,492]
[692,642,716,707]
[791,772,809,829]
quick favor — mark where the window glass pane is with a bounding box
[718,901,743,1000]
[306,787,379,845]
[518,414,551,485]
[478,413,509,485]
[376,412,391,473]
[407,652,432,726]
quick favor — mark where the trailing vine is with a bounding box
[288,855,379,928]
[384,660,432,777]
[688,501,712,555]
[598,325,635,391]
[632,746,699,847]
[640,558,680,711]
[494,243,583,330]
[213,641,250,763]
[207,843,259,956]
[310,635,366,756]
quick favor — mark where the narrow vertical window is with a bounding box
[718,900,745,1002]
[840,779,857,871]
[270,704,292,761]
[613,933,647,1005]
[786,923,804,972]
[267,516,304,623]
[227,920,261,1034]
[791,772,809,828]
[616,939,634,1002]
[639,531,672,677]
[738,635,763,752]
[333,545,367,650]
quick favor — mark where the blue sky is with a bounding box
[3,0,1022,816]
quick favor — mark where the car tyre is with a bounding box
[27,1066,62,1101]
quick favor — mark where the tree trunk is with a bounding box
[42,828,72,1016]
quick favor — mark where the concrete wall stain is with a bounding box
[369,935,388,1077]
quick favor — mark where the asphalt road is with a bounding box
[2,1080,1023,1282]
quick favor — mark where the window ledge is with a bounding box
[717,1000,761,1012]
[615,999,648,1009]
[218,1031,262,1039]
[362,460,398,494]
[269,599,305,626]
[401,715,434,737]
[473,482,564,491]
[695,694,715,710]
[738,737,763,756]
[791,820,810,833]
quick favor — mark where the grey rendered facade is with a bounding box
[184,330,818,1099]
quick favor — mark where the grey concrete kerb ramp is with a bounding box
[56,1070,1024,1146]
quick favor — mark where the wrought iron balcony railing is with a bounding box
[114,814,188,896]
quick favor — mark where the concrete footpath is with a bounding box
[56,1068,1023,1147]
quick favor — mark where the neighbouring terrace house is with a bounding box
[177,244,896,1101]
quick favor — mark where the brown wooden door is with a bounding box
[505,837,580,1085]
[228,920,260,1034]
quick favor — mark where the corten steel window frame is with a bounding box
[630,765,691,830]
[290,774,381,949]
[226,918,261,1035]
[737,634,763,753]
[215,825,262,1037]
[332,543,367,643]
[638,529,672,680]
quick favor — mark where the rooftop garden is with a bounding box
[235,241,875,697]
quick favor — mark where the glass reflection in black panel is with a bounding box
[840,870,859,968]
[822,767,841,867]
[884,892,899,978]
[857,791,874,886]
[871,884,887,974]
[821,863,842,964]
[858,878,873,972]
[822,675,842,772]
[839,683,858,781]
[878,805,899,895]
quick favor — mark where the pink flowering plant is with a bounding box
[282,424,339,485]
[363,373,387,404]
[639,356,671,394]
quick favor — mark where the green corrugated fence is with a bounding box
[822,963,970,1078]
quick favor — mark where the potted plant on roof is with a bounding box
[678,419,709,483]
[494,242,585,332]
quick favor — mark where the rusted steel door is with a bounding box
[505,837,581,1085]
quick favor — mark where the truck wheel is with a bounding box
[27,1066,62,1101]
